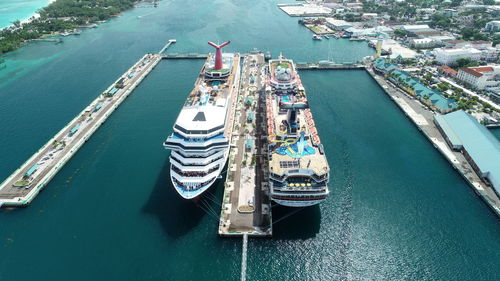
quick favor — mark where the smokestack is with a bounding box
[208,41,230,70]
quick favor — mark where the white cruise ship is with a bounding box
[265,55,330,207]
[164,41,240,199]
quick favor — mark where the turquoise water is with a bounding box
[0,0,50,28]
[1,0,499,280]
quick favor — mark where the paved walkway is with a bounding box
[219,53,271,236]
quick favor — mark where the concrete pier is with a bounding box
[0,52,165,208]
[161,53,208,59]
[366,66,500,217]
[296,62,365,70]
[219,53,272,237]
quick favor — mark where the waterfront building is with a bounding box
[433,47,482,65]
[345,26,393,37]
[324,18,353,30]
[456,66,500,90]
[373,57,399,74]
[387,70,458,113]
[434,111,500,196]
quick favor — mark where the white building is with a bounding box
[401,24,430,32]
[408,38,439,48]
[445,40,492,50]
[433,47,482,65]
[456,66,500,89]
[324,19,353,30]
[485,20,500,32]
[481,46,500,62]
[443,9,459,17]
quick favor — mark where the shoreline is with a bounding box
[0,0,140,57]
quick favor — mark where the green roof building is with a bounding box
[434,110,500,195]
[389,70,457,113]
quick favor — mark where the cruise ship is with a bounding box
[163,41,240,199]
[265,55,330,207]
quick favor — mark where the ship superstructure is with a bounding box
[265,55,330,207]
[164,41,240,199]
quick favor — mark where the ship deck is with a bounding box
[183,53,239,108]
[266,60,329,178]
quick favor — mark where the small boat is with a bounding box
[334,34,340,39]
[323,35,329,39]
[313,34,322,40]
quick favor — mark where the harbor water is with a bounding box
[1,0,499,280]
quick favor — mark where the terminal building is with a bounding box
[434,110,500,196]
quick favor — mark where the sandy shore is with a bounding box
[18,0,57,26]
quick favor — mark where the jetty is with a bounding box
[0,40,176,208]
[219,53,272,237]
[296,62,365,70]
[161,53,208,59]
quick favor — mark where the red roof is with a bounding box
[469,67,494,73]
[459,68,483,78]
[438,65,458,75]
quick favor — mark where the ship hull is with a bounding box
[271,197,326,207]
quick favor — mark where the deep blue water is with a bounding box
[0,1,499,280]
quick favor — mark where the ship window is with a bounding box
[279,160,300,168]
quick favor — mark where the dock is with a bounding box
[161,53,208,59]
[219,53,272,237]
[0,39,177,208]
[366,65,500,217]
[296,62,365,70]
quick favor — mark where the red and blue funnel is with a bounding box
[208,41,230,70]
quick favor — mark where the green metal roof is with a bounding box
[440,110,500,194]
[390,70,457,110]
[374,58,398,72]
[434,114,462,147]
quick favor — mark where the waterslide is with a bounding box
[273,131,314,158]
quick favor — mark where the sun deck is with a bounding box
[269,59,299,90]
[183,54,238,108]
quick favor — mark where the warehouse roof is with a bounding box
[437,110,500,194]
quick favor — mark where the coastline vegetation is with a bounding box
[0,0,140,56]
